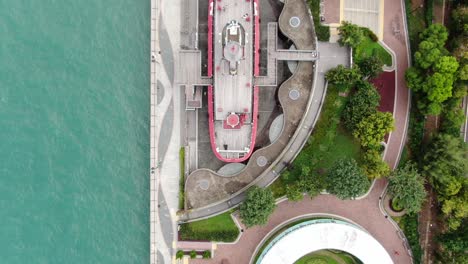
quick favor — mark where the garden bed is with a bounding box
[269,87,362,197]
[354,36,393,67]
[179,211,240,242]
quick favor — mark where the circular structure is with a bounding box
[256,156,268,167]
[256,219,393,264]
[198,180,210,191]
[289,16,301,28]
[227,113,240,127]
[289,89,300,100]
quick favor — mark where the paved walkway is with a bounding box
[189,180,412,264]
[381,0,411,170]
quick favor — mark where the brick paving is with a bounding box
[189,179,412,264]
[381,0,411,170]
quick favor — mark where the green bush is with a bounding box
[189,250,197,259]
[400,214,422,264]
[326,158,370,199]
[176,250,184,259]
[391,198,405,211]
[361,26,379,42]
[179,226,239,242]
[308,0,330,41]
[202,250,211,259]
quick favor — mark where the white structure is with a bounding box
[256,219,393,264]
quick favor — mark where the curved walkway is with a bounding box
[189,180,411,264]
[381,0,411,170]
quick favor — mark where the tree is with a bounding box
[357,55,383,78]
[202,250,211,259]
[423,134,468,197]
[176,250,184,259]
[286,184,303,201]
[414,41,443,69]
[239,187,276,227]
[419,24,449,48]
[440,108,466,137]
[353,112,395,149]
[405,67,425,92]
[441,183,468,231]
[337,21,365,48]
[342,81,380,131]
[325,64,362,91]
[388,163,427,214]
[326,158,370,199]
[362,149,390,179]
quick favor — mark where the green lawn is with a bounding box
[354,36,393,66]
[179,147,185,209]
[295,250,362,264]
[179,211,240,242]
[269,87,362,197]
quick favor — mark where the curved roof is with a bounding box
[256,219,393,264]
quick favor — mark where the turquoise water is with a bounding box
[0,1,150,263]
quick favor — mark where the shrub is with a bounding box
[400,214,422,264]
[362,148,390,179]
[325,65,362,91]
[308,0,330,41]
[338,21,365,48]
[326,158,370,199]
[286,184,303,201]
[425,0,434,26]
[342,81,380,131]
[388,163,427,214]
[240,187,276,227]
[353,112,395,149]
[357,56,383,78]
[361,26,379,41]
[176,250,184,259]
[189,250,197,259]
[202,250,211,259]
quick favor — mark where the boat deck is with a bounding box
[213,0,254,121]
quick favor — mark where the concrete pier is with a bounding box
[149,0,160,263]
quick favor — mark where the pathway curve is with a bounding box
[189,179,411,264]
[381,0,411,170]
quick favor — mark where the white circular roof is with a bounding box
[256,219,393,264]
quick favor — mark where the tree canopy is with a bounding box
[388,163,427,214]
[342,81,381,132]
[353,111,394,149]
[239,187,276,227]
[325,64,362,91]
[423,134,468,197]
[326,158,370,199]
[357,55,383,78]
[405,24,460,115]
[337,21,364,48]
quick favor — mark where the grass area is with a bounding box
[179,211,240,242]
[308,0,330,41]
[391,198,405,212]
[179,147,185,210]
[354,36,393,66]
[269,86,362,197]
[399,214,422,264]
[295,250,362,264]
